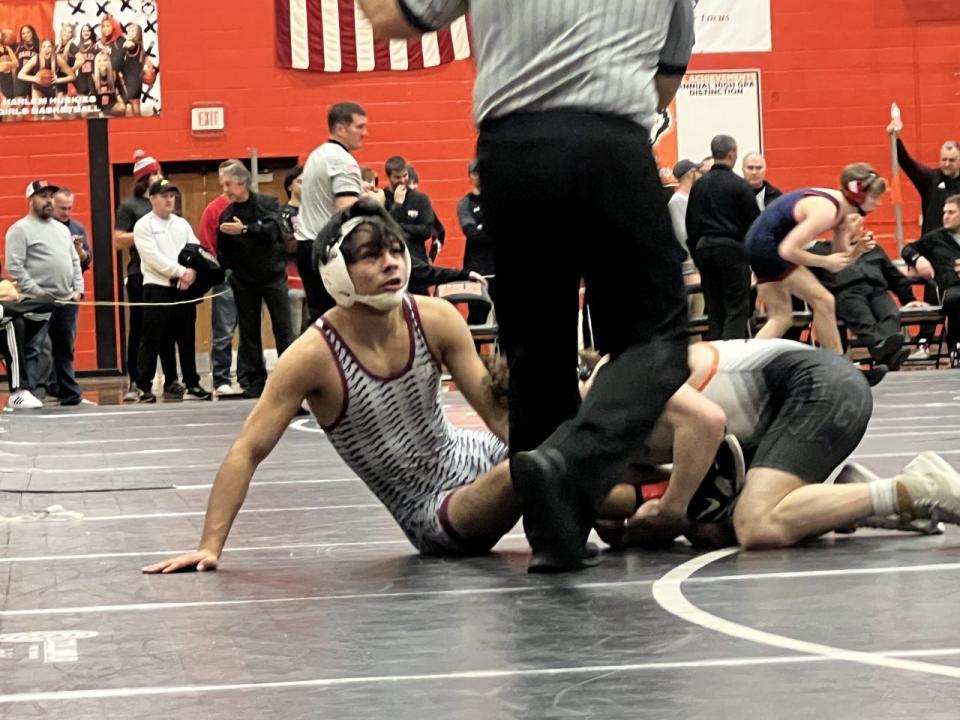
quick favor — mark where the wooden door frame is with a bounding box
[110,156,299,377]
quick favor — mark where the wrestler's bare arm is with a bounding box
[143,335,333,573]
[418,297,509,442]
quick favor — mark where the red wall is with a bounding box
[1,0,958,370]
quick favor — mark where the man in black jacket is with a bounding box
[811,240,919,369]
[457,159,494,324]
[383,156,437,263]
[742,152,783,211]
[687,134,761,339]
[217,163,295,398]
[901,194,960,366]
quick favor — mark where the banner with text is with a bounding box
[653,70,763,184]
[694,0,772,54]
[0,0,161,122]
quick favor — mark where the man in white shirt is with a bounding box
[133,179,210,403]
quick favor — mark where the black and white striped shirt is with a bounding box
[400,0,695,129]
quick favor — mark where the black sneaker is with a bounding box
[184,386,212,401]
[870,334,902,363]
[687,434,746,523]
[163,382,186,400]
[138,390,157,404]
[512,449,598,574]
[887,347,911,371]
[863,364,889,387]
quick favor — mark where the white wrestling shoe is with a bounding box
[896,452,960,525]
[834,462,946,534]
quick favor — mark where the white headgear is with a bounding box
[319,215,411,311]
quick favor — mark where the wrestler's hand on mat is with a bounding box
[142,550,219,574]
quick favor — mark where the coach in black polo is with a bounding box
[361,0,695,572]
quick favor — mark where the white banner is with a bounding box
[653,70,764,184]
[693,0,772,54]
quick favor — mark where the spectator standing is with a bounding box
[133,179,210,402]
[686,134,760,339]
[216,163,294,399]
[115,149,179,400]
[5,180,84,406]
[280,165,309,333]
[198,159,244,396]
[383,156,437,264]
[742,152,783,211]
[666,158,701,269]
[457,158,495,324]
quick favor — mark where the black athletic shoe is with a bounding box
[163,382,185,401]
[887,347,911,371]
[512,448,598,573]
[863,364,889,387]
[688,434,746,523]
[184,386,212,401]
[870,334,903,363]
[138,390,157,404]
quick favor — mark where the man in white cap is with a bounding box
[5,179,85,406]
[132,178,209,403]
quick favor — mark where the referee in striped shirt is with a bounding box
[361,0,695,572]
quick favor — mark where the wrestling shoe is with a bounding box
[835,461,946,534]
[895,452,960,525]
[687,434,746,523]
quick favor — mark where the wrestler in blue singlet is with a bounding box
[745,189,840,282]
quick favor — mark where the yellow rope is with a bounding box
[53,289,230,308]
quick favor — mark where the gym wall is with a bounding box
[0,0,956,371]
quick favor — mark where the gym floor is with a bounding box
[0,369,958,718]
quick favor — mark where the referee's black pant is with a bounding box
[478,110,689,535]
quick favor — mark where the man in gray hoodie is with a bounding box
[5,180,84,406]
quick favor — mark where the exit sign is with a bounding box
[191,105,225,135]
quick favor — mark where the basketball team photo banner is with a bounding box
[0,0,161,122]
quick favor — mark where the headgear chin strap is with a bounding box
[842,171,879,215]
[319,216,411,311]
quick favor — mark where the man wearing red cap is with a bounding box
[114,150,180,401]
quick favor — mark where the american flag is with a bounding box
[276,0,472,72]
